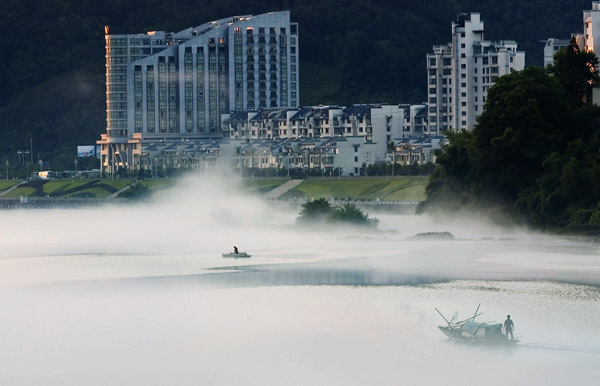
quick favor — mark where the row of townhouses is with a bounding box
[97,2,600,176]
[135,135,446,178]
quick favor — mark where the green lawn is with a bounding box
[279,177,428,201]
[0,177,429,201]
[65,187,112,198]
[0,181,20,192]
[3,186,36,198]
[99,179,135,190]
[139,179,178,190]
[3,179,135,198]
[241,178,288,194]
[43,180,94,195]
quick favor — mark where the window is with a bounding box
[429,58,436,66]
[354,156,358,162]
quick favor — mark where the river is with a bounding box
[0,176,598,385]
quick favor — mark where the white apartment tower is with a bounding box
[426,13,525,132]
[574,2,600,61]
[99,11,299,173]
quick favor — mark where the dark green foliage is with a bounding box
[297,198,378,228]
[420,45,600,232]
[329,204,380,228]
[0,0,590,168]
[297,198,333,224]
[547,37,600,107]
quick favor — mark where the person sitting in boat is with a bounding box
[503,315,514,340]
[233,246,239,254]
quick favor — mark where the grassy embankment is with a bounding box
[3,179,134,198]
[279,177,427,201]
[0,181,20,193]
[0,176,428,202]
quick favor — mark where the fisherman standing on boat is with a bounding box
[233,246,239,254]
[503,315,514,340]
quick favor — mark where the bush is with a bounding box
[296,199,378,228]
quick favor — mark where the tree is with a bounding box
[548,37,599,107]
[296,198,333,225]
[296,199,379,228]
[469,66,577,203]
[419,64,600,231]
[329,204,379,228]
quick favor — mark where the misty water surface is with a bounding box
[0,176,598,385]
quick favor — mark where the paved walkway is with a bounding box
[0,180,26,197]
[107,180,139,199]
[264,179,303,199]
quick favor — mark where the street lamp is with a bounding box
[5,160,8,180]
[74,158,78,173]
[16,150,22,166]
[38,159,43,171]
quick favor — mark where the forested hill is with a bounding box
[0,0,590,166]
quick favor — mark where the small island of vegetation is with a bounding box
[297,198,379,229]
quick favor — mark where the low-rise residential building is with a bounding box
[541,38,571,67]
[390,135,448,166]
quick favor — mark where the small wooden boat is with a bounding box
[222,252,252,258]
[436,304,519,345]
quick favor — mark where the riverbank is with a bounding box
[0,176,428,205]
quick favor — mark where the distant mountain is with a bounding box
[0,0,590,165]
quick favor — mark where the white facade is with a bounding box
[542,38,571,67]
[426,13,525,132]
[222,104,405,164]
[99,11,298,173]
[577,1,600,56]
[401,104,429,137]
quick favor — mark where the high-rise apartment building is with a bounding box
[98,11,298,173]
[426,13,525,132]
[576,1,600,56]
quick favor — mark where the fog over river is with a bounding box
[0,176,598,385]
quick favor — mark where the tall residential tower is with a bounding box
[99,11,299,173]
[426,13,525,132]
